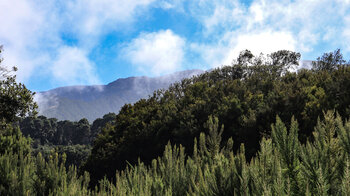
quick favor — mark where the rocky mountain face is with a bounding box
[36,69,204,122]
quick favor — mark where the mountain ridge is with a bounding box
[36,69,205,122]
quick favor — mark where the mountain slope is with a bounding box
[36,69,204,122]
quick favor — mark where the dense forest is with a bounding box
[84,49,350,184]
[1,47,350,195]
[18,113,116,167]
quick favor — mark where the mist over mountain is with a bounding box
[36,69,204,122]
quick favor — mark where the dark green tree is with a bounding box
[270,50,301,74]
[312,49,347,71]
[0,46,37,123]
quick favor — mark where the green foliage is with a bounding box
[0,122,34,195]
[20,116,92,145]
[271,116,301,194]
[20,113,116,146]
[3,49,350,195]
[3,111,350,195]
[92,112,350,195]
[300,111,342,195]
[312,49,348,71]
[0,151,35,195]
[0,46,37,123]
[85,49,350,185]
[32,144,91,168]
[19,115,95,168]
[0,123,90,195]
[33,152,90,195]
[0,123,31,155]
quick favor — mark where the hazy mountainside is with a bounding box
[36,69,204,122]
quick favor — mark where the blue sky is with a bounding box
[1,0,350,92]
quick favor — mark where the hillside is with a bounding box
[3,49,350,195]
[81,50,350,184]
[36,69,204,122]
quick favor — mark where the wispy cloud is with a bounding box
[0,0,156,89]
[62,0,156,46]
[34,92,59,113]
[1,0,350,91]
[185,0,350,66]
[223,30,296,65]
[51,46,100,86]
[122,29,185,76]
[343,15,350,52]
[0,0,58,82]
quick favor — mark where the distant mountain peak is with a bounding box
[36,69,204,122]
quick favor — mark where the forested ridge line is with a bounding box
[83,49,350,185]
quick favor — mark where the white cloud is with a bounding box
[0,1,48,48]
[191,30,296,67]
[249,1,265,24]
[222,30,296,64]
[157,0,186,10]
[0,0,58,82]
[0,0,157,89]
[51,47,100,86]
[2,47,50,83]
[158,1,176,9]
[203,3,245,34]
[190,42,228,67]
[343,16,350,52]
[184,0,350,67]
[2,0,350,91]
[64,0,156,39]
[123,29,185,75]
[186,0,246,35]
[34,92,59,113]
